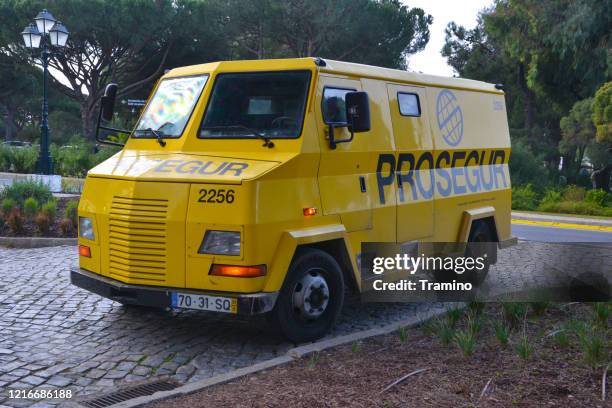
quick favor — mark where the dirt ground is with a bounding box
[148,303,610,408]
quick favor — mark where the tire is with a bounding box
[266,248,345,343]
[464,221,496,286]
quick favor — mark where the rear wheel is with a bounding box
[267,248,344,343]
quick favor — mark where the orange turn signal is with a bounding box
[303,207,317,217]
[78,245,91,258]
[210,264,266,278]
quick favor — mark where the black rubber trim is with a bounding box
[70,267,277,315]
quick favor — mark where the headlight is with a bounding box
[199,231,240,256]
[79,217,95,240]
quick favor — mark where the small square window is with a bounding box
[398,92,421,117]
[322,87,354,124]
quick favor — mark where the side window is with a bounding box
[322,87,354,124]
[398,92,421,117]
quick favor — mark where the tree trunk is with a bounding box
[591,165,611,193]
[81,99,98,141]
[3,106,16,141]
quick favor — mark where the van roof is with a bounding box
[164,57,502,94]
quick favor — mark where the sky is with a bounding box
[402,0,493,77]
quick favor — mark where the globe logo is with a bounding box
[436,89,463,146]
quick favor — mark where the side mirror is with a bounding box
[345,91,370,133]
[100,83,118,122]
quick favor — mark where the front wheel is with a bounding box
[266,248,345,343]
[464,221,497,285]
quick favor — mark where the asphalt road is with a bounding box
[512,223,612,243]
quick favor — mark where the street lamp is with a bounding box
[20,9,70,175]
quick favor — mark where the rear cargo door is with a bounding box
[386,84,434,242]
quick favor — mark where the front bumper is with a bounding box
[70,267,278,315]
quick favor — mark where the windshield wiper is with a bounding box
[202,125,274,148]
[136,128,167,147]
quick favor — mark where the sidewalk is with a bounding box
[512,211,612,227]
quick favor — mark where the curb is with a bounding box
[96,303,452,408]
[511,211,612,227]
[0,237,77,248]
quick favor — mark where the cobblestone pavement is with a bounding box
[0,242,609,407]
[0,246,440,407]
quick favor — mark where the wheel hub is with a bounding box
[293,270,330,319]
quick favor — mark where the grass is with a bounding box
[307,352,320,369]
[398,327,408,343]
[351,341,362,354]
[494,321,510,346]
[454,329,476,356]
[512,209,612,220]
[591,302,610,326]
[515,335,533,360]
[446,307,463,327]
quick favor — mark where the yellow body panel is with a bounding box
[78,57,512,296]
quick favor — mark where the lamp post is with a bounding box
[21,9,69,175]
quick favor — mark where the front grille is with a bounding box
[108,196,168,283]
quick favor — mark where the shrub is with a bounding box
[0,144,11,172]
[65,200,79,229]
[538,189,562,207]
[468,301,486,316]
[41,200,58,223]
[0,180,53,207]
[59,218,74,236]
[7,145,39,173]
[512,184,538,210]
[6,208,24,234]
[551,330,570,348]
[34,212,51,235]
[51,143,91,177]
[585,189,610,207]
[562,185,586,201]
[577,327,605,367]
[539,200,605,216]
[1,198,17,216]
[591,303,610,326]
[23,197,39,219]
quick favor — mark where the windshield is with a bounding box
[134,75,208,138]
[199,71,311,139]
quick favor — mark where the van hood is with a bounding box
[88,151,287,184]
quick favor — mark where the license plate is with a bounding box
[171,292,237,314]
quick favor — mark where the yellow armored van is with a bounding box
[71,57,515,342]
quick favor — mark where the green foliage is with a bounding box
[551,330,570,348]
[59,218,74,236]
[494,321,510,346]
[351,341,362,354]
[538,200,610,216]
[591,303,610,326]
[65,201,79,229]
[467,301,485,316]
[50,143,92,178]
[509,141,551,190]
[398,326,408,343]
[585,189,610,207]
[433,318,455,345]
[529,302,549,317]
[41,201,58,224]
[562,185,586,201]
[577,328,605,368]
[0,145,40,174]
[0,180,53,208]
[592,82,611,143]
[512,184,538,211]
[23,197,39,219]
[502,303,527,329]
[1,197,17,214]
[453,329,476,356]
[515,335,533,360]
[446,307,463,327]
